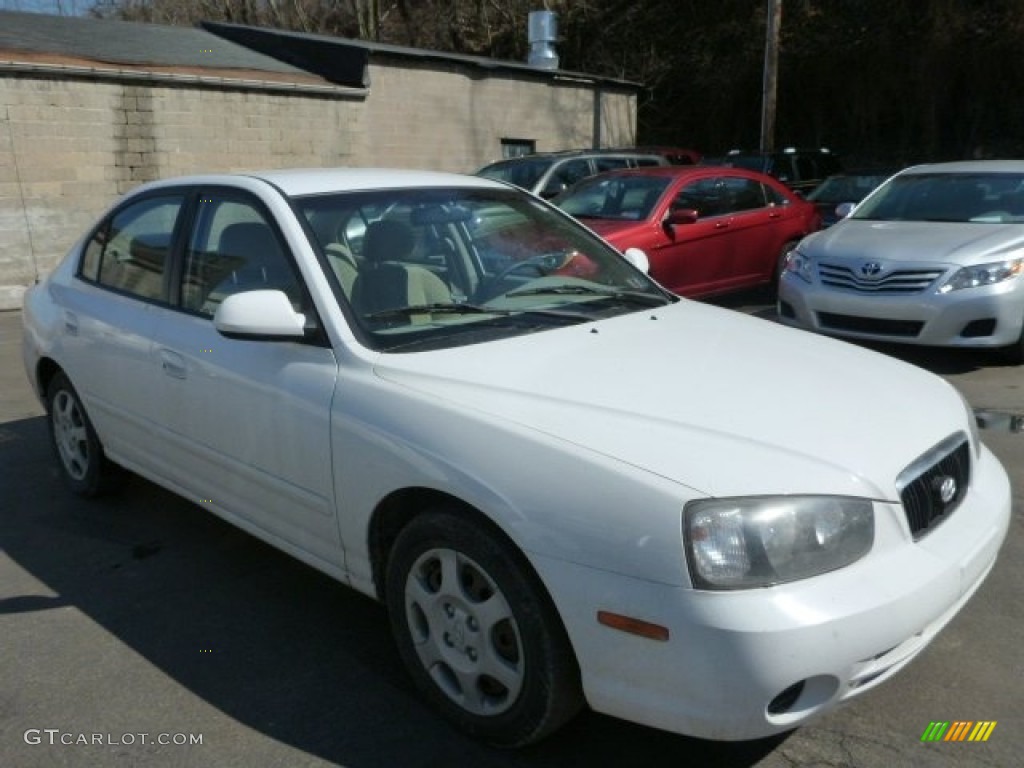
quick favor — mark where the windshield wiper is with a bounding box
[363,302,587,324]
[363,303,514,322]
[506,284,672,306]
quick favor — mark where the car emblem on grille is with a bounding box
[932,475,958,505]
[860,261,883,277]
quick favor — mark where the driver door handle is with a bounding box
[160,348,187,380]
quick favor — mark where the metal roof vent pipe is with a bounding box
[527,10,559,70]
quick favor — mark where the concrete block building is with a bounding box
[0,10,640,308]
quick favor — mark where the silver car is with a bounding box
[475,150,668,199]
[778,160,1024,364]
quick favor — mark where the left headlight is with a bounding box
[938,257,1023,293]
[684,496,874,590]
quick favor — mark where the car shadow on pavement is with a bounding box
[0,415,790,767]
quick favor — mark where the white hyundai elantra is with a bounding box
[22,168,1011,746]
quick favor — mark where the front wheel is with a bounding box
[999,322,1024,365]
[385,509,582,747]
[46,371,116,496]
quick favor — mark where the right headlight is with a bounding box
[938,257,1023,293]
[684,496,874,590]
[782,248,815,283]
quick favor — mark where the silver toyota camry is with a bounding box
[778,160,1024,363]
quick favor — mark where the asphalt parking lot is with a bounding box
[1,299,1021,768]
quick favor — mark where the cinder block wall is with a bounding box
[0,74,364,308]
[365,59,638,171]
[0,67,636,309]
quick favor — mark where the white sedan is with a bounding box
[22,168,1011,746]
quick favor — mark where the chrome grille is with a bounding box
[896,434,970,539]
[818,263,944,294]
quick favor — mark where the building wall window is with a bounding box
[501,139,536,158]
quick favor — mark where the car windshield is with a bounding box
[555,176,671,221]
[807,173,890,204]
[475,158,554,191]
[851,172,1024,223]
[295,187,674,352]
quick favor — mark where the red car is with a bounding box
[555,166,821,298]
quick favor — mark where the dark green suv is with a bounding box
[703,148,842,195]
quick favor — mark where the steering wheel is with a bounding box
[491,251,571,283]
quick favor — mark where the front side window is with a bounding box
[552,159,591,188]
[294,187,673,352]
[673,178,727,218]
[181,194,303,316]
[81,194,184,301]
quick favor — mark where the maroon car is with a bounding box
[555,166,821,298]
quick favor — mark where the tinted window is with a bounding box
[83,194,184,301]
[553,159,591,187]
[721,177,767,212]
[673,178,727,217]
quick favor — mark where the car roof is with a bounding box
[479,149,665,168]
[127,167,506,198]
[897,160,1024,175]
[575,165,777,182]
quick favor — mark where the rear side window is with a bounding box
[80,195,184,302]
[722,177,768,212]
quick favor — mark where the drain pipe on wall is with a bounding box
[3,104,40,287]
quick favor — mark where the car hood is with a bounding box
[806,219,1024,264]
[373,301,968,500]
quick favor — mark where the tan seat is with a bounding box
[351,220,451,318]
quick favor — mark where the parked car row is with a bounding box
[20,158,1014,749]
[479,147,1023,365]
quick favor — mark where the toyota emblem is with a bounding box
[860,262,882,277]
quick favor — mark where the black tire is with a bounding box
[45,371,116,497]
[385,509,582,747]
[999,324,1024,365]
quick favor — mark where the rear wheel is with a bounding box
[46,371,116,496]
[385,509,582,747]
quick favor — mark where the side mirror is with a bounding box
[835,202,856,220]
[214,290,307,339]
[666,208,699,226]
[622,247,650,273]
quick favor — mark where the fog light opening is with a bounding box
[765,675,841,725]
[767,680,806,715]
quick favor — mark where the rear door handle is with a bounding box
[160,348,187,380]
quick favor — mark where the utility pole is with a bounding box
[760,0,782,153]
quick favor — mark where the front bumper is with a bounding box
[777,271,1024,348]
[531,445,1011,741]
